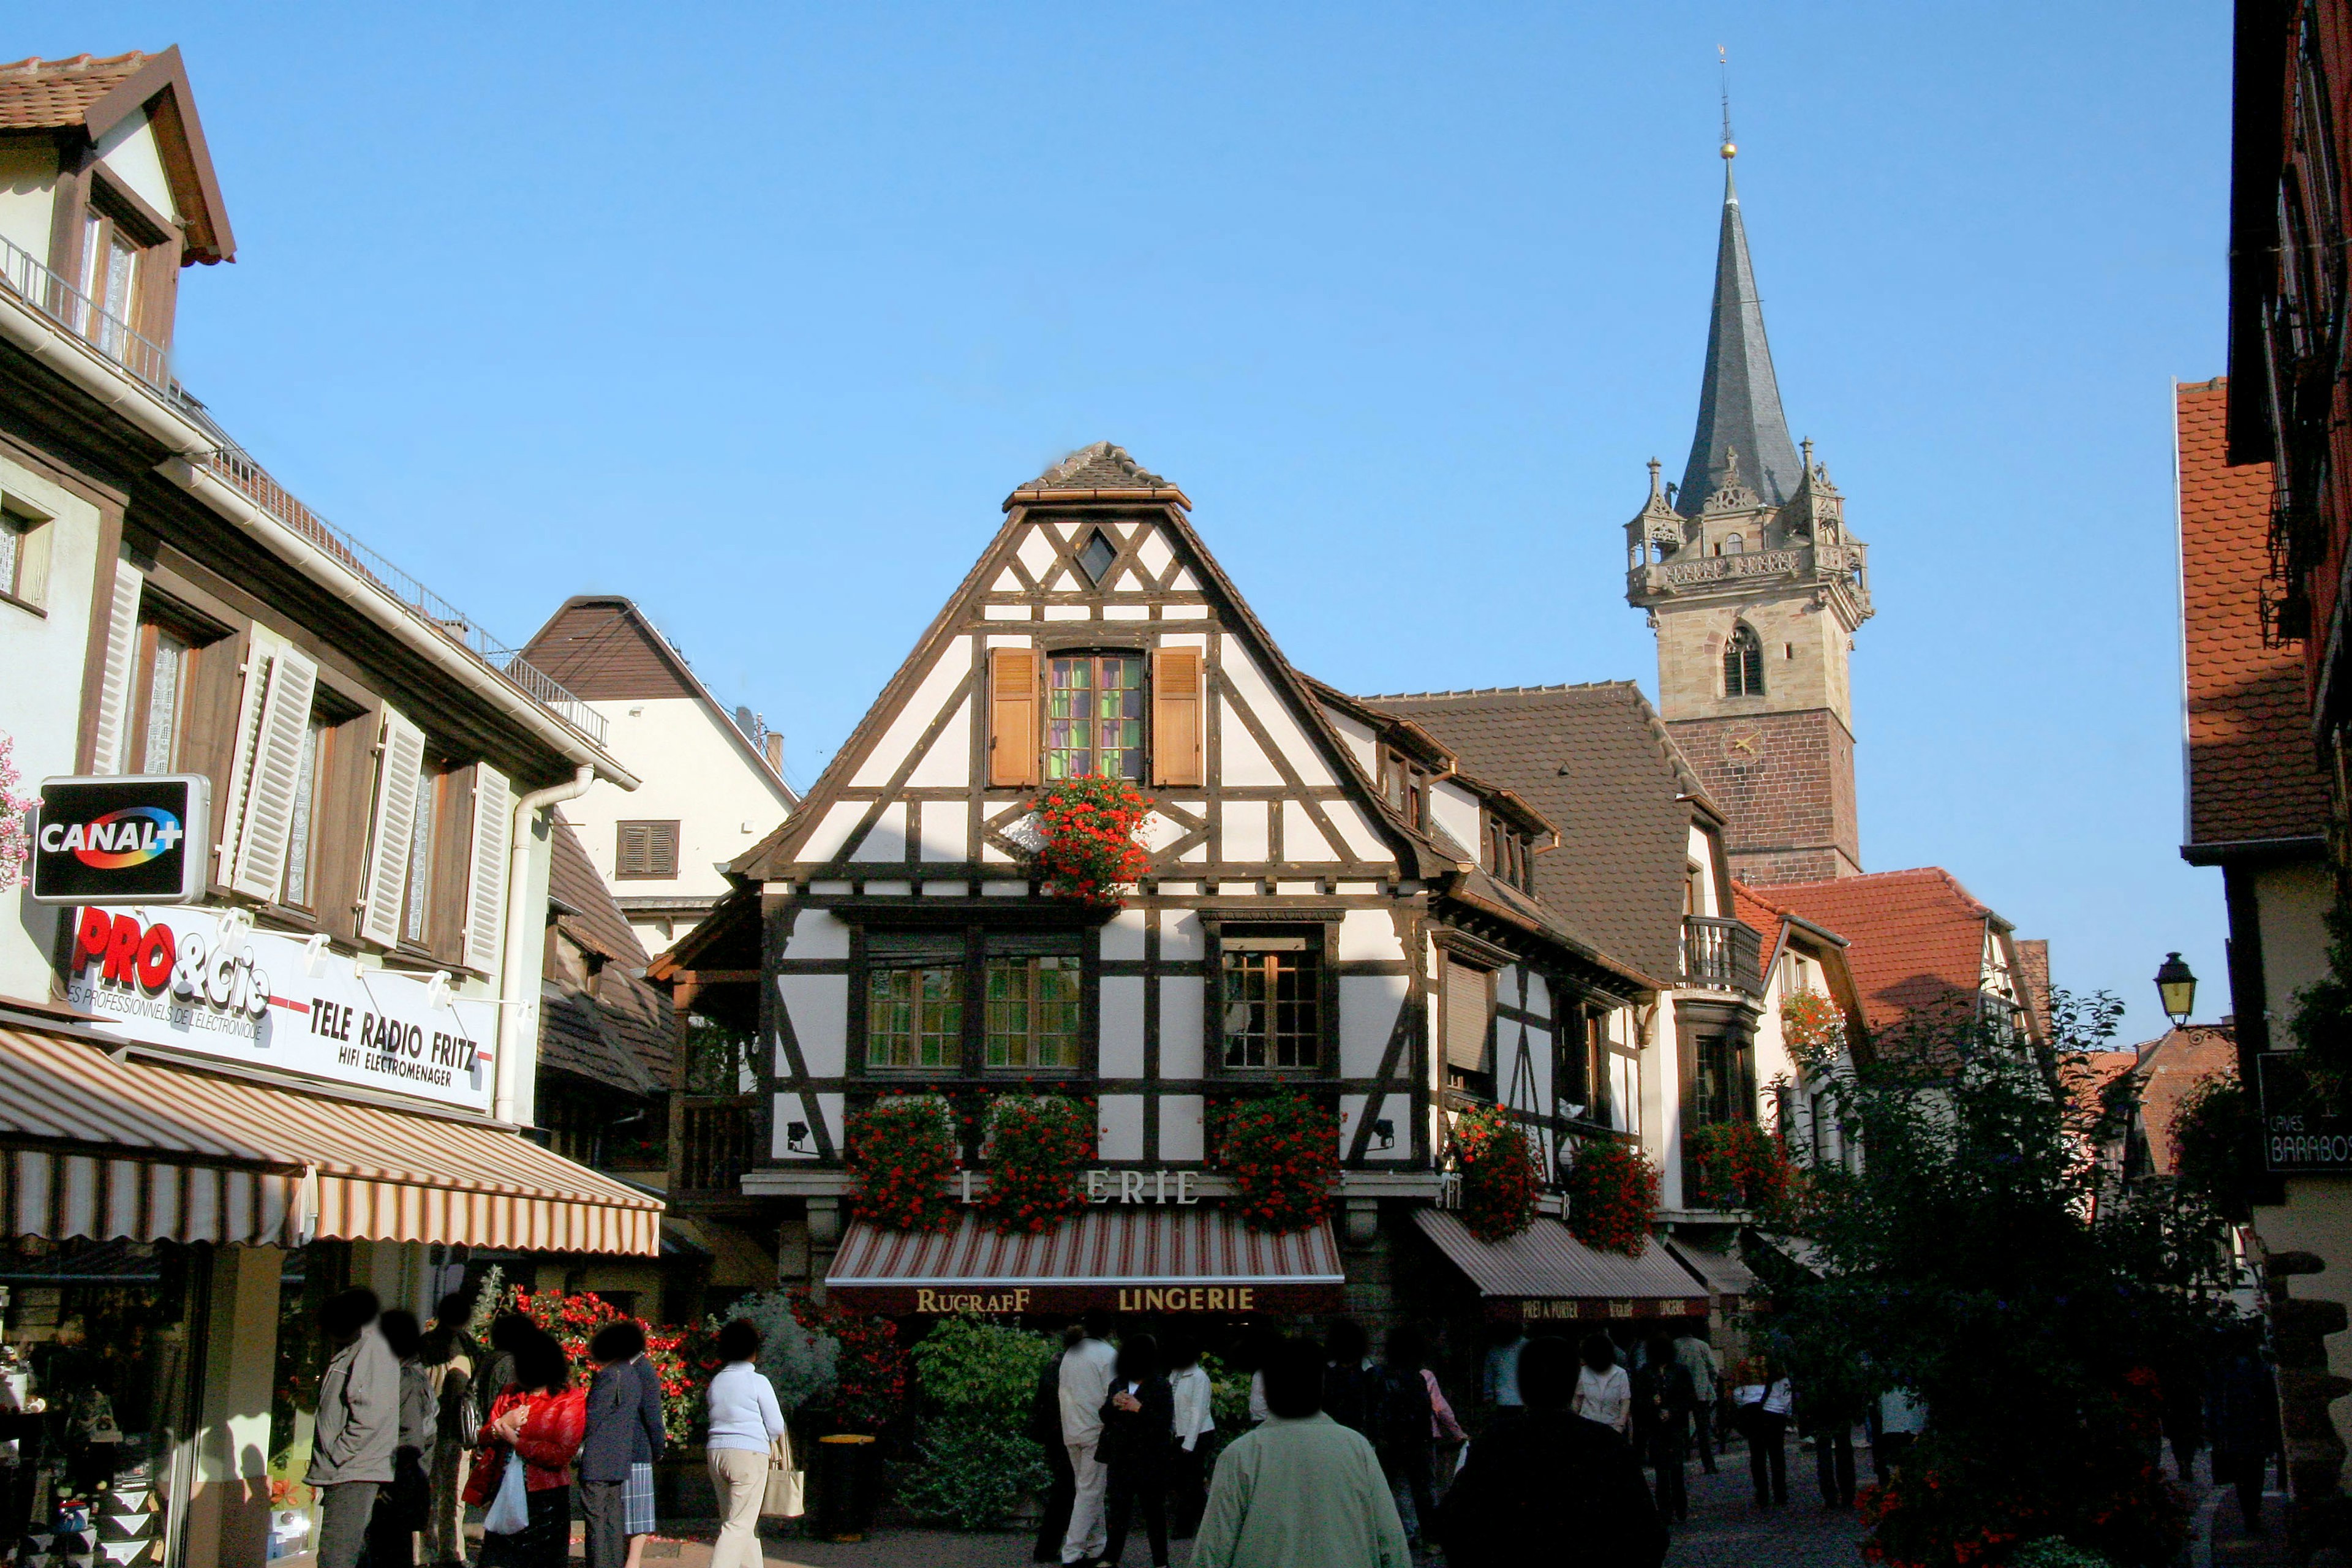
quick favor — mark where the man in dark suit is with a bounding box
[579,1321,666,1568]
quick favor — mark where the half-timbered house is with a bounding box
[684,444,1732,1340]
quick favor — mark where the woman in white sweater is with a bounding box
[704,1320,785,1568]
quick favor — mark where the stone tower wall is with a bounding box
[1665,709,1861,886]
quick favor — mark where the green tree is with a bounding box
[1759,991,2239,1568]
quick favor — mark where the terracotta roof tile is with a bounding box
[2132,1023,2237,1177]
[2178,380,2329,847]
[1355,682,1702,981]
[1763,868,1996,1035]
[0,52,154,130]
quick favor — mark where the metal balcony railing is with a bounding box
[1679,916,1762,995]
[0,234,606,749]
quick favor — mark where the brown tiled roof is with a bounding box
[1355,682,1706,981]
[0,52,151,129]
[1005,442,1192,508]
[2178,379,2329,850]
[2134,1023,2237,1177]
[548,815,648,968]
[2015,937,2051,1042]
[1763,868,1996,1035]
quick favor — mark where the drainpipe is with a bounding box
[495,765,595,1125]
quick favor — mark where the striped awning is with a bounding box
[0,1027,660,1254]
[1413,1210,1709,1322]
[827,1207,1346,1314]
[1662,1237,1759,1308]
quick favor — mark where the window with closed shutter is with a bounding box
[1151,647,1202,786]
[616,820,680,879]
[1444,957,1491,1073]
[987,647,1040,787]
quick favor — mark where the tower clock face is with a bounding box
[1724,729,1765,761]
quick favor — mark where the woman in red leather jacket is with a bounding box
[464,1331,587,1568]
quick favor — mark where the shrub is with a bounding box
[910,1317,1056,1426]
[894,1418,1050,1530]
[847,1093,958,1233]
[790,1293,908,1434]
[502,1286,697,1441]
[1216,1091,1338,1233]
[1561,1139,1657,1255]
[979,1095,1093,1234]
[2167,1071,2255,1219]
[714,1290,839,1417]
[1031,775,1152,906]
[1689,1119,1795,1221]
[1450,1102,1541,1242]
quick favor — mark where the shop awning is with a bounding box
[1412,1210,1709,1323]
[0,1027,660,1254]
[827,1208,1346,1314]
[1662,1237,1760,1309]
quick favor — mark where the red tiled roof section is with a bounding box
[2178,380,2329,847]
[2135,1023,2237,1177]
[1765,868,1994,1035]
[0,52,153,130]
[1732,881,1792,944]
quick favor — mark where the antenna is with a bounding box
[1719,45,1736,160]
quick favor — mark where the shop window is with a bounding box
[1221,932,1322,1069]
[985,936,1082,1069]
[866,933,966,1070]
[1046,654,1144,781]
[616,820,680,880]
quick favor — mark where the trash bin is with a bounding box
[812,1434,878,1542]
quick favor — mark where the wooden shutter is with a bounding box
[1444,957,1491,1071]
[650,819,679,875]
[358,707,428,948]
[227,633,320,900]
[1151,647,1202,786]
[987,647,1039,788]
[87,557,144,775]
[616,820,679,878]
[464,764,510,973]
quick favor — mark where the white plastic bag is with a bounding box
[483,1451,530,1536]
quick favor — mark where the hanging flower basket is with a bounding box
[1215,1090,1338,1234]
[1030,776,1153,907]
[1561,1139,1657,1256]
[977,1093,1094,1234]
[1781,990,1847,1077]
[1689,1120,1794,1218]
[1450,1103,1542,1243]
[846,1094,958,1233]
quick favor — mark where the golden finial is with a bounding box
[1719,47,1736,159]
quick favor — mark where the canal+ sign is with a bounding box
[30,776,211,905]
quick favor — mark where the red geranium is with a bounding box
[1215,1090,1338,1234]
[1450,1102,1542,1242]
[1561,1138,1656,1255]
[1030,776,1152,907]
[500,1284,698,1441]
[1689,1119,1796,1221]
[847,1094,958,1232]
[790,1292,908,1434]
[978,1093,1093,1234]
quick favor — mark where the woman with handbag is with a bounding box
[705,1320,785,1568]
[465,1332,586,1568]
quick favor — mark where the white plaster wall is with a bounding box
[1428,780,1480,860]
[2258,861,2335,1033]
[0,458,101,1006]
[1684,826,1719,914]
[95,113,178,222]
[571,695,793,905]
[0,142,57,265]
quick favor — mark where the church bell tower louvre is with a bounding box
[1625,135,1874,887]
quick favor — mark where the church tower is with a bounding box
[1626,140,1873,886]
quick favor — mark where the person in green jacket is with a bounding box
[1190,1336,1410,1568]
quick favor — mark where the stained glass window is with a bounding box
[1046,655,1144,780]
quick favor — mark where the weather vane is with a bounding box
[1719,45,1736,160]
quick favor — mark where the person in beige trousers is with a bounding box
[704,1321,784,1568]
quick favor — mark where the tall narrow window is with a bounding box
[1692,1034,1734,1127]
[986,935,1083,1068]
[1222,933,1322,1069]
[1723,624,1765,697]
[1443,957,1493,1077]
[281,715,328,908]
[867,933,966,1069]
[138,628,187,773]
[1046,654,1144,780]
[403,762,439,943]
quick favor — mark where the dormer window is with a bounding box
[77,203,153,360]
[1484,813,1534,891]
[1076,529,1117,586]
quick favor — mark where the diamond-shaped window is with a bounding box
[1076,530,1117,586]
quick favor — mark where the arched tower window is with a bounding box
[1724,623,1765,697]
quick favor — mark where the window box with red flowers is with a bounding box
[1213,1090,1338,1234]
[1689,1118,1795,1219]
[1028,776,1153,907]
[1561,1137,1657,1256]
[976,1093,1093,1234]
[847,1093,959,1233]
[1449,1102,1542,1243]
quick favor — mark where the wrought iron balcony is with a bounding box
[1679,916,1762,996]
[0,233,605,748]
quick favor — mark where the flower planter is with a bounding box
[812,1434,881,1543]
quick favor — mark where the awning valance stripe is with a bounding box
[827,1209,1345,1312]
[0,1028,660,1254]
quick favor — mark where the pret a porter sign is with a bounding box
[30,776,210,905]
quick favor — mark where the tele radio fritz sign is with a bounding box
[30,776,210,905]
[62,906,497,1114]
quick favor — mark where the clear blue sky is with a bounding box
[36,4,2235,1040]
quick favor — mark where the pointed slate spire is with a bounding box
[1676,154,1802,516]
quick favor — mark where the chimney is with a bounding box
[766,731,785,777]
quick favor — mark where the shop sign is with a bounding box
[61,905,496,1114]
[1488,1297,1709,1323]
[29,776,211,906]
[951,1169,1205,1205]
[837,1281,1345,1316]
[2258,1055,2352,1173]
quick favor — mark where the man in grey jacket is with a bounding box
[307,1288,399,1568]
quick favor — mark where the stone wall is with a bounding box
[1667,709,1861,886]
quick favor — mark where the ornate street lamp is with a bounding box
[2154,952,2198,1028]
